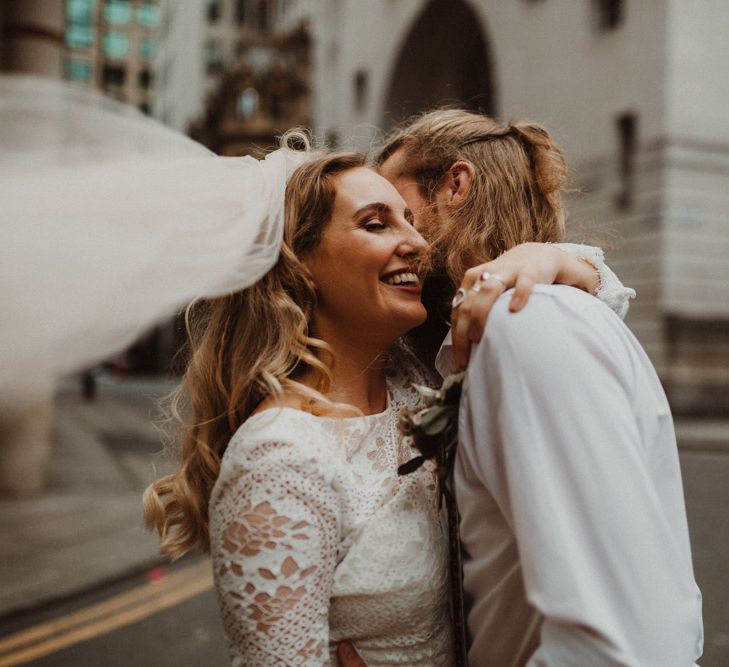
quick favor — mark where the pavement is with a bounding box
[0,374,180,619]
[0,375,728,664]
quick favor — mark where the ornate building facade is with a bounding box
[189,12,310,157]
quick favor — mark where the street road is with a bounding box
[0,428,727,666]
[0,557,228,667]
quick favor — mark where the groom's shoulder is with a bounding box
[491,284,611,327]
[482,284,617,355]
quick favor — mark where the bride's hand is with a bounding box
[337,641,368,666]
[450,242,599,367]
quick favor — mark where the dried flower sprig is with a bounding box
[397,371,465,505]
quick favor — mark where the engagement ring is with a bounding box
[480,271,507,288]
[451,288,467,309]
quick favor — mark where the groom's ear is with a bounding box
[443,160,475,207]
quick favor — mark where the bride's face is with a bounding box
[305,167,429,344]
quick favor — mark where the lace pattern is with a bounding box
[553,242,636,319]
[209,351,453,666]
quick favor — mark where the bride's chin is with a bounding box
[389,307,427,334]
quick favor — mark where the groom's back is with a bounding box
[455,285,702,665]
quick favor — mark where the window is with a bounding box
[66,24,94,48]
[205,40,222,74]
[137,3,162,28]
[140,37,155,59]
[102,64,126,86]
[207,0,221,22]
[104,32,129,58]
[67,0,95,24]
[269,93,282,120]
[139,69,153,89]
[353,69,369,113]
[66,58,92,81]
[256,0,268,31]
[104,0,131,25]
[236,88,259,118]
[594,0,624,31]
[236,0,248,25]
[616,112,637,209]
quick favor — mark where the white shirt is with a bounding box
[438,285,703,666]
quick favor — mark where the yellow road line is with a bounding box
[0,560,211,654]
[0,561,213,666]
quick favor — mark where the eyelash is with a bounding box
[363,219,386,231]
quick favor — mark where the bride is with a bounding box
[144,147,453,664]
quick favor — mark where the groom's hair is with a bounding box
[376,109,569,287]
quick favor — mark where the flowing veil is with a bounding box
[0,76,310,399]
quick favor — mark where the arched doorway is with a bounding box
[384,0,495,128]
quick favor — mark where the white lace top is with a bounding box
[209,245,634,667]
[209,358,452,667]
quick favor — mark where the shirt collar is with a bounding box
[435,331,457,378]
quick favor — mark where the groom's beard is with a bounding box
[416,203,471,289]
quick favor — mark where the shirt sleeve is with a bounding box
[553,242,636,319]
[211,438,341,666]
[461,290,700,666]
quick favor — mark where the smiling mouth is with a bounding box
[380,271,421,287]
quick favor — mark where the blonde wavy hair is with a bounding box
[143,144,367,558]
[376,108,569,287]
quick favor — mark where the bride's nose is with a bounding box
[395,226,429,258]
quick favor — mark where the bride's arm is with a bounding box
[211,438,341,666]
[449,242,635,368]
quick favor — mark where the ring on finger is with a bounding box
[470,282,482,293]
[451,287,467,309]
[480,271,507,288]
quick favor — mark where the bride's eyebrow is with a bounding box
[352,202,390,220]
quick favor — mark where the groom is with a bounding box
[357,110,702,665]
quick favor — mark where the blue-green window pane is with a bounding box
[140,37,156,59]
[67,0,95,24]
[66,24,94,48]
[104,0,131,24]
[66,58,92,81]
[237,88,259,118]
[103,32,129,58]
[137,4,162,28]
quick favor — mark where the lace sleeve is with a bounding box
[553,242,636,320]
[211,437,341,666]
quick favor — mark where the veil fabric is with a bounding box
[0,76,310,399]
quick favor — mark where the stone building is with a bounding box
[0,0,64,76]
[62,0,162,112]
[189,13,311,157]
[156,0,311,147]
[276,0,729,416]
[0,0,66,494]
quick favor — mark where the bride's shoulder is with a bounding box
[223,402,339,471]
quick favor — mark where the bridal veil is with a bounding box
[0,76,310,399]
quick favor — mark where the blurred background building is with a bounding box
[282,0,729,419]
[10,0,724,416]
[0,0,726,502]
[1,1,728,663]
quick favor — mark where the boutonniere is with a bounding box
[397,371,465,505]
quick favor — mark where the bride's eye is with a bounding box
[363,219,386,232]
